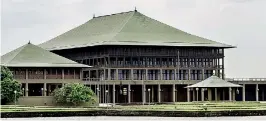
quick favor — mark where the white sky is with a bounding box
[1,0,266,78]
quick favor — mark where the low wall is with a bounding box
[13,96,55,106]
[10,96,99,106]
[2,110,266,118]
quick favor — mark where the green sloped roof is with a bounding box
[186,76,241,88]
[1,43,90,68]
[39,11,234,50]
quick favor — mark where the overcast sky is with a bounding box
[1,0,266,78]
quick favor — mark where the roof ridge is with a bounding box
[107,11,136,43]
[4,43,28,64]
[93,11,135,19]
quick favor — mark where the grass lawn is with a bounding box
[1,102,266,112]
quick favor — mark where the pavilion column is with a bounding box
[192,89,196,101]
[201,88,205,101]
[215,88,218,101]
[113,83,115,104]
[187,85,191,102]
[25,83,29,97]
[223,89,225,100]
[158,84,161,103]
[196,88,199,101]
[256,84,259,101]
[262,88,265,101]
[232,88,236,101]
[128,84,131,103]
[229,87,232,101]
[172,84,175,102]
[208,88,212,101]
[217,90,221,101]
[242,84,246,101]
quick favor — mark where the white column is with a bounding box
[142,84,146,104]
[201,88,204,101]
[158,84,161,103]
[25,83,29,97]
[128,84,131,103]
[242,84,246,101]
[229,87,232,101]
[113,83,115,104]
[44,69,47,79]
[256,84,259,101]
[172,84,175,102]
[44,83,47,96]
[152,85,154,102]
[26,69,28,80]
[187,85,190,102]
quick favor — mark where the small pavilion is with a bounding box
[186,75,242,101]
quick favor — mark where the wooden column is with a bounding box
[116,69,118,80]
[222,49,225,79]
[202,69,205,80]
[131,69,134,80]
[188,69,191,80]
[62,69,64,79]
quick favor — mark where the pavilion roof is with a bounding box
[1,42,90,68]
[39,11,234,50]
[186,75,242,88]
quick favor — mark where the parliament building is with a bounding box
[1,10,265,105]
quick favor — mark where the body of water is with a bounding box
[2,116,266,121]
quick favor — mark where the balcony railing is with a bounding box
[46,75,62,79]
[227,78,266,81]
[14,75,26,79]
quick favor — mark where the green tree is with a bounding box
[1,66,22,105]
[53,83,96,106]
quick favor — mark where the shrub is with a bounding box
[53,83,96,106]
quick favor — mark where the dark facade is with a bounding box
[52,45,226,103]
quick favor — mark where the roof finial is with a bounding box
[93,14,95,18]
[134,7,137,12]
